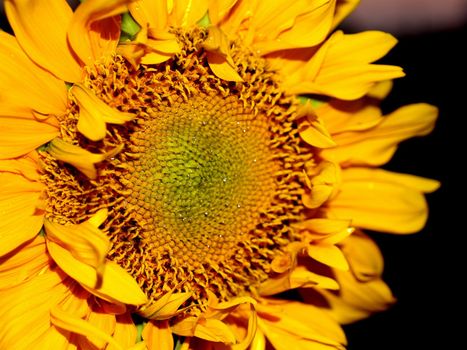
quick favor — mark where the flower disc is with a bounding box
[41,29,313,314]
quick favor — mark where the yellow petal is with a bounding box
[128,342,148,350]
[71,84,135,141]
[116,42,147,68]
[214,0,335,54]
[0,171,44,257]
[294,218,350,236]
[0,235,48,289]
[0,265,84,349]
[0,116,58,159]
[68,0,131,66]
[0,152,41,181]
[4,0,83,82]
[139,36,181,64]
[257,299,346,349]
[194,318,236,344]
[289,266,339,290]
[44,210,110,276]
[139,291,192,320]
[316,98,382,135]
[0,31,67,117]
[129,0,167,30]
[51,306,123,350]
[232,305,257,350]
[258,264,338,296]
[300,122,336,148]
[145,37,180,53]
[171,0,208,27]
[281,31,404,100]
[332,0,360,29]
[307,244,349,270]
[254,0,336,55]
[31,325,74,349]
[207,0,238,26]
[340,232,383,281]
[82,307,117,349]
[249,328,266,350]
[207,52,243,81]
[325,274,395,324]
[303,161,341,208]
[203,26,243,82]
[322,103,438,166]
[368,80,393,100]
[271,253,294,274]
[113,314,138,349]
[298,103,336,148]
[47,138,123,179]
[310,234,396,324]
[202,294,257,349]
[171,317,198,337]
[141,51,175,64]
[46,240,147,306]
[142,321,174,350]
[208,295,257,315]
[326,168,440,234]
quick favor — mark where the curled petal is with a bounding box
[322,103,438,166]
[332,0,360,29]
[139,291,192,320]
[317,98,382,135]
[51,306,123,350]
[71,84,135,141]
[44,210,110,277]
[47,138,123,179]
[303,161,341,209]
[68,0,131,65]
[194,318,237,344]
[308,233,396,324]
[298,101,336,148]
[46,240,147,306]
[307,244,349,270]
[203,26,243,82]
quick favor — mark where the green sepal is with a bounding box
[297,95,327,108]
[121,12,141,41]
[197,12,211,28]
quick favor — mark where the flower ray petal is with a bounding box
[4,0,83,82]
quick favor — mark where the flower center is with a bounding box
[126,93,276,265]
[41,28,314,314]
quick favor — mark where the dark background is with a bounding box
[0,4,464,350]
[341,25,465,350]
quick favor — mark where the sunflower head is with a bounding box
[0,0,439,349]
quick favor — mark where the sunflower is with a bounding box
[0,0,439,349]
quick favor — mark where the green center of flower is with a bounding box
[126,94,276,264]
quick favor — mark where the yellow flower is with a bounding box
[0,0,439,349]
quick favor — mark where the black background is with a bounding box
[342,25,465,349]
[0,7,464,350]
